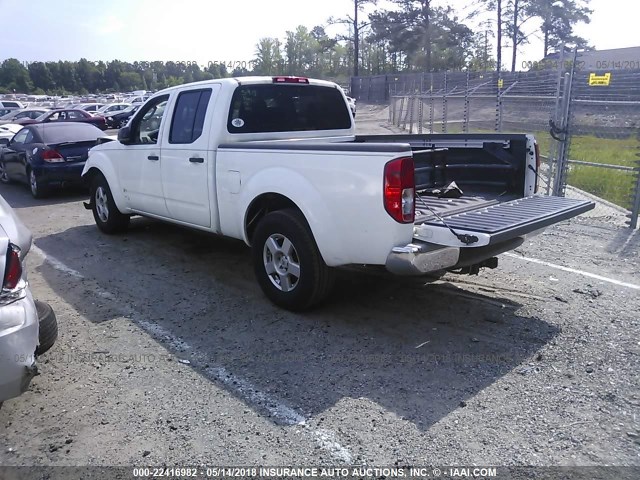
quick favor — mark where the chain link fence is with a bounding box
[376,65,640,229]
[559,69,640,228]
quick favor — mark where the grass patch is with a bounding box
[566,135,639,209]
[568,166,635,208]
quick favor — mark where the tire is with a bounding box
[119,118,128,129]
[252,208,334,311]
[90,174,130,234]
[28,169,48,198]
[34,300,57,355]
[0,161,10,184]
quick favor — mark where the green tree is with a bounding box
[118,72,143,91]
[28,62,54,91]
[284,26,319,74]
[253,38,284,75]
[532,0,592,57]
[368,2,474,72]
[0,58,33,92]
[329,0,378,76]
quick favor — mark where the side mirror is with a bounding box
[0,138,9,147]
[117,126,133,145]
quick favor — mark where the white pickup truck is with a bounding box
[82,76,594,310]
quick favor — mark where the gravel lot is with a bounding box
[0,106,639,469]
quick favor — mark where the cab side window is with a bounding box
[130,95,169,145]
[169,89,212,144]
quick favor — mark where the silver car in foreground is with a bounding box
[0,194,57,405]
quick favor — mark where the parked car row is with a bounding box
[0,108,51,125]
[104,104,141,129]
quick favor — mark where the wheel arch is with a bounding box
[241,186,346,267]
[82,165,128,213]
[244,193,302,244]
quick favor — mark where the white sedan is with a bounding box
[0,194,57,405]
[0,123,21,141]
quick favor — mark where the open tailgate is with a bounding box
[413,195,595,247]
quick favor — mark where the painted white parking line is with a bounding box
[31,245,83,279]
[504,252,640,290]
[30,245,352,463]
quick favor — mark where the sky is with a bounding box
[0,0,637,70]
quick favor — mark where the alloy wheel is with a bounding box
[262,233,301,292]
[95,186,110,222]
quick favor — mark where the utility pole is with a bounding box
[354,0,359,77]
[484,30,489,72]
[511,0,519,72]
[497,0,502,74]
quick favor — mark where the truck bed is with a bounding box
[355,133,594,246]
[415,190,520,223]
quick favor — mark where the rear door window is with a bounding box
[227,84,352,133]
[169,89,212,144]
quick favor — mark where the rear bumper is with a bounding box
[34,162,86,186]
[385,236,529,276]
[0,289,39,402]
[386,242,460,275]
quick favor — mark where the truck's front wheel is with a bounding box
[252,209,334,311]
[90,175,130,234]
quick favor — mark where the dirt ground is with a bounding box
[0,106,638,471]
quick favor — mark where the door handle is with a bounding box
[189,157,204,163]
[147,155,159,161]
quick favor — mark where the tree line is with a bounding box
[0,0,592,95]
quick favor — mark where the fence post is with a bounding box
[397,97,405,128]
[418,97,424,134]
[554,50,578,197]
[546,50,567,195]
[494,73,502,132]
[408,96,415,134]
[630,157,640,229]
[429,73,434,134]
[552,73,571,196]
[463,72,470,133]
[389,93,396,125]
[442,72,448,133]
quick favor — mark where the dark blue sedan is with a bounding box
[0,123,109,198]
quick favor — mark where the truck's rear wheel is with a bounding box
[252,209,334,311]
[90,174,129,234]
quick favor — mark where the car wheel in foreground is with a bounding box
[29,169,48,198]
[35,300,57,355]
[90,174,130,234]
[252,208,334,311]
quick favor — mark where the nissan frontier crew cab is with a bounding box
[81,76,594,310]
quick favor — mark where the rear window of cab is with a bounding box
[227,84,352,133]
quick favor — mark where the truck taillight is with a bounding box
[42,149,65,162]
[534,142,541,193]
[384,157,415,223]
[272,76,309,84]
[3,244,22,290]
